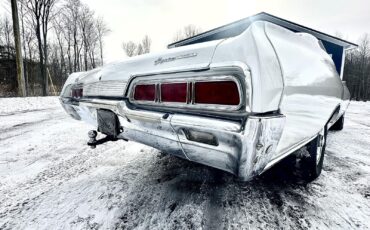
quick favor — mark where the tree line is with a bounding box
[0,0,110,96]
[343,34,370,101]
[0,1,202,97]
[120,25,202,57]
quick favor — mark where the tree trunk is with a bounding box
[11,0,27,96]
[35,21,46,96]
[84,47,88,71]
[99,38,103,65]
[73,30,78,72]
[43,33,49,96]
[20,2,28,96]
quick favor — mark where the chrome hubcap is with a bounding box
[316,129,325,164]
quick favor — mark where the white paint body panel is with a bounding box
[78,40,223,85]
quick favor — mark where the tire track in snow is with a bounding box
[203,171,226,230]
[220,161,316,229]
[0,147,92,224]
[0,107,58,117]
[0,108,65,141]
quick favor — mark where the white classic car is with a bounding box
[60,12,355,181]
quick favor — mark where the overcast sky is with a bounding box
[2,0,370,63]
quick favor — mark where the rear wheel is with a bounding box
[330,114,344,131]
[302,126,327,181]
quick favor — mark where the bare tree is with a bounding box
[122,41,137,57]
[63,0,82,72]
[1,0,110,96]
[79,5,94,71]
[0,18,3,45]
[24,0,59,96]
[96,17,110,65]
[141,35,151,54]
[52,16,66,75]
[17,0,37,61]
[122,35,151,57]
[64,20,73,73]
[2,17,14,58]
[184,25,202,38]
[136,44,144,56]
[19,0,27,59]
[19,0,32,93]
[58,0,78,73]
[343,34,370,101]
[358,34,370,100]
[172,24,202,42]
[24,28,36,61]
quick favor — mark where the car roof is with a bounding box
[167,12,357,50]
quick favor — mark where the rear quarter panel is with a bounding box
[264,23,344,156]
[211,21,284,113]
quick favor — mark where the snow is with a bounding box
[0,96,58,116]
[0,97,369,229]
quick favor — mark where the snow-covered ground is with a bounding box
[0,97,369,229]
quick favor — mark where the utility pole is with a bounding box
[11,0,27,97]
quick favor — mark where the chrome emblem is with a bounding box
[154,53,197,65]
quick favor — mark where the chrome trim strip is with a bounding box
[186,82,190,104]
[124,66,211,96]
[191,81,195,104]
[340,46,346,79]
[78,99,120,112]
[157,83,161,103]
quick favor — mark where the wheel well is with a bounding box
[328,104,341,126]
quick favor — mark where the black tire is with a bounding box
[302,126,327,181]
[330,114,344,131]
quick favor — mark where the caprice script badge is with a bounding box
[154,53,197,65]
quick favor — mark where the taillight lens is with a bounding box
[132,78,241,108]
[71,88,83,99]
[194,81,239,105]
[161,83,187,103]
[134,84,155,101]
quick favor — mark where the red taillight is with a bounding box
[72,88,83,99]
[194,81,239,105]
[132,79,241,108]
[161,83,187,103]
[134,84,155,101]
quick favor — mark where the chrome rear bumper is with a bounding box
[60,98,285,181]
